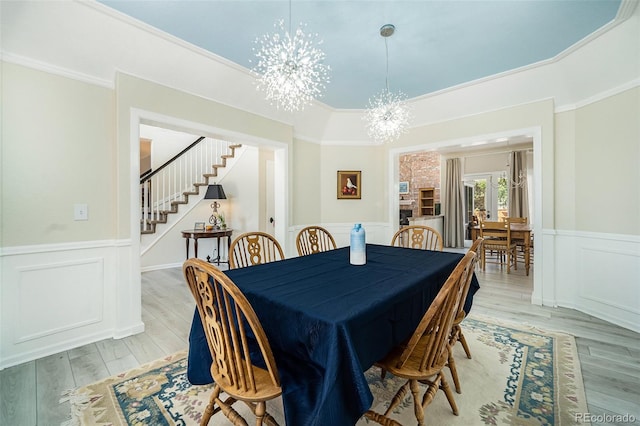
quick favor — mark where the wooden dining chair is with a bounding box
[364,251,476,426]
[447,238,483,394]
[390,225,444,251]
[183,258,282,426]
[229,231,285,269]
[479,220,517,273]
[507,216,529,265]
[295,225,337,256]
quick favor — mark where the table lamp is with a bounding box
[204,184,226,228]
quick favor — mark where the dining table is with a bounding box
[471,222,533,275]
[186,244,480,426]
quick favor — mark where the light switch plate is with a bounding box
[74,204,88,221]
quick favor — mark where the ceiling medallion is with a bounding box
[253,16,330,112]
[364,24,411,144]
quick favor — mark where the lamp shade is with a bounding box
[204,184,226,200]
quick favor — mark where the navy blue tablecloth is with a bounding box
[187,244,479,426]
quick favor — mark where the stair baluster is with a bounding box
[140,137,242,235]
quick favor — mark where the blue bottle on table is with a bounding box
[350,223,366,265]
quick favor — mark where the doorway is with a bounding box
[128,111,289,321]
[389,127,542,304]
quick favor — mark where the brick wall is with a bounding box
[399,152,441,217]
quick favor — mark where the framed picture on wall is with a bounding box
[337,170,361,199]
[399,181,409,194]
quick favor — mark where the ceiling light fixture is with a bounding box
[489,154,528,189]
[252,1,330,112]
[364,24,411,144]
[490,170,528,190]
[507,170,528,189]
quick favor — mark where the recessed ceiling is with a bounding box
[99,0,622,110]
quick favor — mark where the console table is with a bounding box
[181,228,233,265]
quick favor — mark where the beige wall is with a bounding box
[3,63,637,249]
[555,87,640,236]
[292,88,640,237]
[290,139,388,226]
[292,139,322,225]
[573,88,639,235]
[1,62,116,246]
[0,64,296,246]
[463,151,513,175]
[319,144,386,223]
[554,110,578,231]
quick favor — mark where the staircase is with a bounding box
[140,137,242,235]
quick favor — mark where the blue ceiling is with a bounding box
[99,0,622,109]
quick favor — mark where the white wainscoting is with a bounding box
[0,240,143,369]
[553,230,640,333]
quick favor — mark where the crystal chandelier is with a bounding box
[490,154,528,189]
[507,170,528,189]
[490,171,527,190]
[252,4,330,113]
[364,24,411,144]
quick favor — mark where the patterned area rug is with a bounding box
[61,316,590,425]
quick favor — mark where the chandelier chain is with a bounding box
[385,37,390,93]
[288,0,292,34]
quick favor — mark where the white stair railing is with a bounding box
[140,137,237,233]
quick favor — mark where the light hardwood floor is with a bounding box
[2,254,639,425]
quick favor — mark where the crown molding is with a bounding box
[616,0,639,20]
[1,52,114,89]
[555,78,640,113]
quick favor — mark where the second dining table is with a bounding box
[471,222,533,275]
[187,243,480,426]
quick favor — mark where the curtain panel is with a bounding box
[444,158,464,248]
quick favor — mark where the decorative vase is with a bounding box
[350,223,366,265]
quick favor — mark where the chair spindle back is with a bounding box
[397,251,477,373]
[183,259,280,394]
[229,232,285,269]
[390,225,444,251]
[296,226,337,256]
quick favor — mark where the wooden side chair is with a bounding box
[229,232,285,269]
[390,225,444,251]
[295,225,337,256]
[507,216,529,265]
[183,258,282,426]
[479,221,517,273]
[447,238,483,394]
[364,251,476,426]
